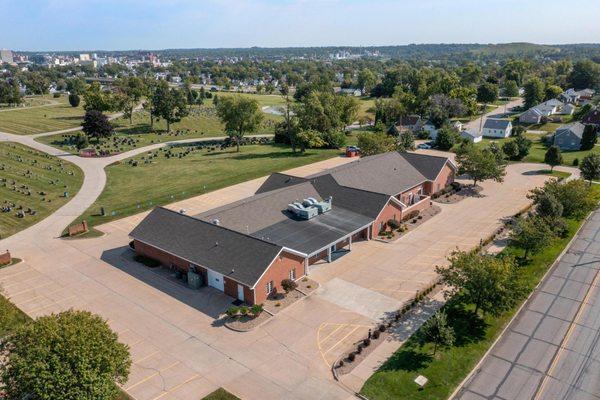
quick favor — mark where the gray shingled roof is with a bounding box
[130,207,282,287]
[309,152,427,196]
[255,173,307,194]
[483,118,512,130]
[398,152,454,181]
[555,122,585,139]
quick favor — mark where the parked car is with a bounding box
[417,143,432,149]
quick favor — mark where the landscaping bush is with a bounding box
[226,306,239,317]
[379,324,386,332]
[348,352,356,362]
[363,338,371,347]
[356,345,363,354]
[573,158,579,166]
[281,278,298,293]
[250,304,263,317]
[133,254,161,268]
[372,330,380,339]
[403,210,420,221]
[338,360,344,368]
[53,92,61,98]
[239,306,249,315]
[387,219,400,230]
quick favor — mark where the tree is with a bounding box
[528,179,596,219]
[435,125,460,151]
[73,132,89,151]
[534,192,564,223]
[476,82,499,105]
[66,77,87,96]
[510,215,555,259]
[68,93,80,107]
[544,84,563,101]
[1,310,130,400]
[397,130,415,152]
[455,146,506,186]
[569,60,600,90]
[357,68,377,95]
[579,153,600,185]
[418,311,455,355]
[216,95,263,152]
[502,140,519,160]
[82,110,113,141]
[295,91,358,133]
[523,78,546,109]
[83,82,116,112]
[281,279,298,293]
[357,132,396,156]
[153,86,189,133]
[488,141,505,163]
[514,135,532,160]
[436,251,523,315]
[580,124,598,151]
[295,129,326,152]
[116,77,146,124]
[544,145,563,171]
[503,80,519,98]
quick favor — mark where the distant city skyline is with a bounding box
[2,0,600,51]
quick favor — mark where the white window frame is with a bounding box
[266,280,273,294]
[290,268,296,281]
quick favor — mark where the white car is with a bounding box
[417,143,432,149]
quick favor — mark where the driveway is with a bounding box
[464,98,523,132]
[0,158,554,400]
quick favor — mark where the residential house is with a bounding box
[130,152,456,305]
[482,118,512,138]
[388,115,423,136]
[519,108,544,124]
[553,122,585,151]
[423,121,438,139]
[460,129,483,143]
[560,88,596,105]
[582,107,600,127]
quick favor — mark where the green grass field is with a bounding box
[0,142,83,238]
[361,186,600,399]
[0,94,85,135]
[78,143,341,228]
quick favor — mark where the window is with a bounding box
[290,268,296,281]
[266,280,273,294]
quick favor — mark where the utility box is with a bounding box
[188,271,202,289]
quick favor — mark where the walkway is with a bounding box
[465,99,523,133]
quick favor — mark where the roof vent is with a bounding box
[212,219,220,226]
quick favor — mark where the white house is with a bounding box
[460,129,483,143]
[482,118,512,138]
[423,121,438,139]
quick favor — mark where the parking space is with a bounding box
[0,161,552,400]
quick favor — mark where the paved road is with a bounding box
[465,98,523,132]
[454,209,600,400]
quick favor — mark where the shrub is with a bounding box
[53,92,61,98]
[387,219,400,230]
[250,304,263,317]
[321,130,347,149]
[348,352,356,362]
[226,306,239,317]
[239,306,249,315]
[403,210,420,221]
[372,330,380,339]
[363,338,371,347]
[338,360,344,368]
[379,324,386,332]
[281,278,298,293]
[356,345,363,354]
[573,158,579,166]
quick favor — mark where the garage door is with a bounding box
[207,270,224,291]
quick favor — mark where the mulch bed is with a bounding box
[224,312,271,332]
[377,205,442,242]
[433,184,483,204]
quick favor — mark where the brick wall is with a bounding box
[373,199,403,236]
[0,250,11,266]
[432,164,455,194]
[68,220,88,236]
[254,251,305,305]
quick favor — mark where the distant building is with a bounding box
[0,49,14,64]
[519,108,544,124]
[460,129,483,143]
[482,118,512,138]
[553,122,585,151]
[388,115,423,136]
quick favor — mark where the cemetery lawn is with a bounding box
[79,144,341,227]
[0,94,85,135]
[36,104,279,155]
[0,142,83,238]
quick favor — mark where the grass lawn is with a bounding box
[202,388,241,400]
[0,142,83,239]
[361,186,600,400]
[78,143,341,228]
[37,102,280,155]
[0,94,85,135]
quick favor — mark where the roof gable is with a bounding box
[483,118,512,130]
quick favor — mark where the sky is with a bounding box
[2,0,600,51]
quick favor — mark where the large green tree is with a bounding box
[357,132,396,156]
[152,84,189,133]
[510,215,555,259]
[476,82,499,105]
[1,310,131,400]
[523,78,545,109]
[528,179,596,219]
[82,110,113,141]
[216,95,264,152]
[569,60,600,90]
[580,124,598,151]
[455,145,506,186]
[544,145,563,171]
[436,251,524,315]
[418,311,455,355]
[579,153,600,185]
[83,82,117,112]
[503,80,520,98]
[116,76,146,124]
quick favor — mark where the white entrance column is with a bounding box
[327,247,332,262]
[349,235,353,250]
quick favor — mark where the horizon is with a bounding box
[2,0,600,51]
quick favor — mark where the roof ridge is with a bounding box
[156,207,283,249]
